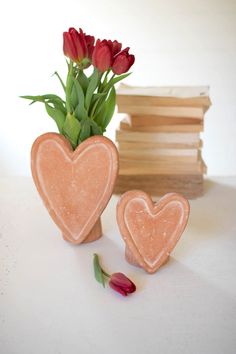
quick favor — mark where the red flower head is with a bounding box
[85,34,95,60]
[112,47,135,75]
[92,39,113,73]
[109,272,136,296]
[107,40,122,56]
[63,27,95,67]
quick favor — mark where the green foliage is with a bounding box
[45,103,66,133]
[90,120,103,136]
[102,87,116,130]
[79,119,91,143]
[73,78,88,121]
[106,72,131,91]
[85,69,99,110]
[93,254,105,287]
[63,114,81,149]
[21,61,133,149]
[94,87,116,132]
[53,71,66,92]
[78,70,89,93]
[21,94,66,133]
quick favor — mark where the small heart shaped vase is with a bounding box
[117,190,190,273]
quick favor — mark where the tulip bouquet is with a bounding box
[21,27,135,149]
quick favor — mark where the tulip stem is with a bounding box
[65,60,73,113]
[103,70,110,85]
[101,269,111,278]
[90,99,100,119]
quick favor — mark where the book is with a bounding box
[114,84,210,198]
[117,140,203,150]
[117,105,205,119]
[128,115,202,127]
[119,156,206,175]
[114,174,204,199]
[117,84,211,110]
[119,148,199,163]
[116,130,200,144]
[120,117,204,133]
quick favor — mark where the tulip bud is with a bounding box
[109,272,136,296]
[85,35,95,60]
[63,28,95,68]
[107,40,122,56]
[92,39,113,73]
[112,47,135,75]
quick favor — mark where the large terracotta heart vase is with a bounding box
[117,190,190,273]
[31,133,119,244]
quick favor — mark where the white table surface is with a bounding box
[0,176,236,354]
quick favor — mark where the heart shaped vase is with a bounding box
[117,190,190,273]
[31,133,119,244]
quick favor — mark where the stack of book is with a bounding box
[114,84,211,199]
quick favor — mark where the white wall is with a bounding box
[1,0,236,176]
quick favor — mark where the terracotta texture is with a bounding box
[31,133,119,244]
[117,191,190,273]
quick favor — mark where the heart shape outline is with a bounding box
[117,190,190,273]
[31,133,119,244]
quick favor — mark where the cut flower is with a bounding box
[93,254,136,297]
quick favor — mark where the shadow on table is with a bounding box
[175,178,236,259]
[188,178,236,235]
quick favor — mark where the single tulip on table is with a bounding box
[109,272,136,296]
[93,254,136,297]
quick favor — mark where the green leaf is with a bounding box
[53,71,66,92]
[94,87,116,130]
[105,72,131,92]
[48,98,66,115]
[65,61,74,112]
[70,82,79,110]
[90,120,103,136]
[102,87,116,129]
[73,78,88,121]
[45,103,66,133]
[78,70,89,94]
[94,100,106,128]
[79,119,91,143]
[62,114,81,149]
[85,69,99,110]
[90,92,106,112]
[93,254,105,287]
[20,94,65,104]
[90,92,106,105]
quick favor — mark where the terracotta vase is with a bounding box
[31,132,119,244]
[117,190,190,273]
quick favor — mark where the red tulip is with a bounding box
[63,27,95,66]
[112,47,135,75]
[107,40,122,56]
[92,39,113,72]
[109,272,136,296]
[85,35,95,60]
